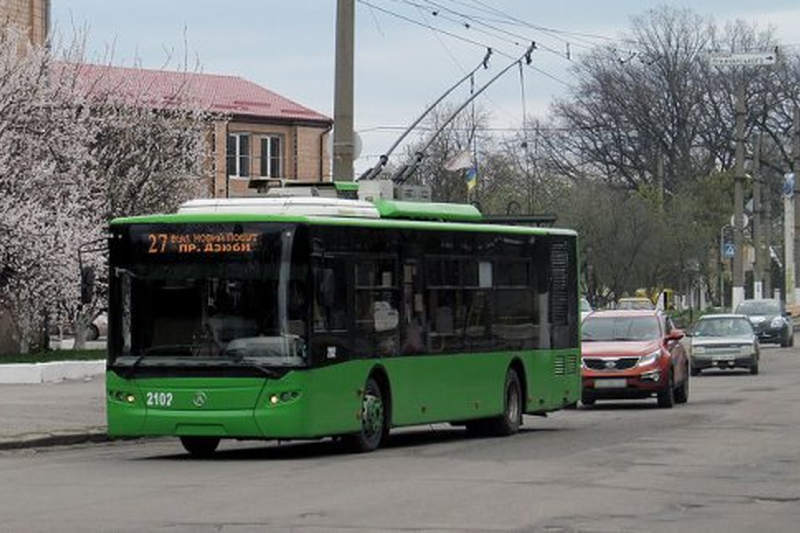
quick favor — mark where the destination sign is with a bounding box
[145,231,260,255]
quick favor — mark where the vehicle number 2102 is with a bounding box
[146,392,173,407]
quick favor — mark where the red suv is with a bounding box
[581,310,689,408]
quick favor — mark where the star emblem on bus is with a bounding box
[192,391,208,408]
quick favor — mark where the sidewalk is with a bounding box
[0,374,107,449]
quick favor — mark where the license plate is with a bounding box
[595,378,626,389]
[712,355,736,361]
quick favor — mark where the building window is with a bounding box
[227,133,250,177]
[260,136,282,177]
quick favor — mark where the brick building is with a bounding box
[73,63,333,196]
[0,0,49,46]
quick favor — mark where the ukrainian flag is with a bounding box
[465,166,477,191]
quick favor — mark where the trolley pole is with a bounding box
[332,0,355,181]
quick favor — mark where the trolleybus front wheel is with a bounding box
[345,376,387,453]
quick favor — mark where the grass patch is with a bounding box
[0,349,106,364]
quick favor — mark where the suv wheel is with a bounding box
[657,371,675,408]
[674,369,689,404]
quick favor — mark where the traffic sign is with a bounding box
[707,51,777,67]
[729,213,749,228]
[784,172,796,197]
[723,242,735,259]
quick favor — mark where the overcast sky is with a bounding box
[52,0,800,174]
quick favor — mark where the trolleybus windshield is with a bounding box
[109,223,309,371]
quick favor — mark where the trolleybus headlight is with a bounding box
[268,391,300,406]
[125,394,136,404]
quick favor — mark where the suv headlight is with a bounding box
[739,344,754,355]
[771,317,785,328]
[638,350,660,366]
[692,345,705,355]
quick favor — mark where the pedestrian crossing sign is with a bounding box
[723,242,735,259]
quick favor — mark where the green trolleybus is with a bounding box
[106,196,580,455]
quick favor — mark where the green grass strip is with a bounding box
[0,349,106,364]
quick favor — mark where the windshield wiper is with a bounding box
[233,358,284,378]
[120,354,146,379]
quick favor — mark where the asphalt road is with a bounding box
[2,342,800,532]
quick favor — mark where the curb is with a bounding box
[0,429,109,450]
[0,360,105,384]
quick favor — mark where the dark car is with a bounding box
[734,299,794,347]
[581,310,690,408]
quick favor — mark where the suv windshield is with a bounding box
[736,300,780,315]
[110,223,308,369]
[582,315,660,341]
[580,298,592,312]
[694,318,753,337]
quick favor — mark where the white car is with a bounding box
[86,312,107,341]
[580,297,593,322]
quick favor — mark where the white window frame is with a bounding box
[227,133,250,178]
[259,135,283,178]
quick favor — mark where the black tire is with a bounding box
[790,332,795,347]
[345,376,387,453]
[657,371,675,408]
[690,366,700,377]
[180,436,220,457]
[781,330,794,348]
[581,395,596,406]
[674,368,689,404]
[86,324,99,341]
[484,369,523,436]
[750,357,759,375]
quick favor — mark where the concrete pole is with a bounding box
[753,134,763,299]
[332,0,355,181]
[786,193,795,306]
[794,107,800,304]
[764,167,772,297]
[732,81,746,311]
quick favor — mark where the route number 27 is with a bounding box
[148,234,168,254]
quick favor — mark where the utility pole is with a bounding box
[708,49,776,309]
[753,134,764,299]
[656,152,665,211]
[764,167,772,297]
[732,80,746,310]
[332,0,355,181]
[793,107,800,304]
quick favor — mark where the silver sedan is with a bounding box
[689,314,759,375]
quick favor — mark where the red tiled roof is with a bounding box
[63,62,331,124]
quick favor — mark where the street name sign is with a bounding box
[707,51,777,67]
